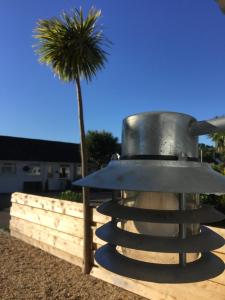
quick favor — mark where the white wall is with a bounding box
[0,160,77,193]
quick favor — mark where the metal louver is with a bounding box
[74,112,225,283]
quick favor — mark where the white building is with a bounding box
[0,136,81,193]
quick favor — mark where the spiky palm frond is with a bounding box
[216,0,225,14]
[34,7,109,82]
[209,132,225,153]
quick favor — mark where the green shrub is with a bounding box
[60,190,82,202]
[200,194,225,213]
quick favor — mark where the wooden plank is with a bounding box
[91,266,225,300]
[91,266,164,300]
[10,217,83,258]
[10,217,84,247]
[11,192,111,224]
[10,203,84,238]
[10,229,83,267]
[141,275,225,300]
[11,192,84,219]
[93,210,110,224]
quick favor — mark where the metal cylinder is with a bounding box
[122,112,198,158]
[121,112,200,264]
[121,191,200,264]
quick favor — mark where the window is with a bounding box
[47,165,53,178]
[1,163,16,174]
[76,164,82,176]
[58,165,70,179]
[28,165,41,176]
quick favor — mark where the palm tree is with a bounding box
[34,7,110,274]
[209,132,225,154]
[216,0,225,14]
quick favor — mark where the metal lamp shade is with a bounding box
[73,111,225,283]
[74,159,225,193]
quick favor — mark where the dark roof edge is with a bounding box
[0,135,79,146]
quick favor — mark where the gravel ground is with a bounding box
[0,230,146,300]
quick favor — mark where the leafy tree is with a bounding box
[33,7,110,274]
[86,130,119,169]
[207,116,225,155]
[198,143,214,163]
[207,131,225,175]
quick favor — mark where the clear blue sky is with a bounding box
[0,0,225,145]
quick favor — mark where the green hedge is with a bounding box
[60,190,82,202]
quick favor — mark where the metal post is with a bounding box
[111,190,118,224]
[179,193,186,266]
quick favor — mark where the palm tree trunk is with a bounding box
[75,77,92,274]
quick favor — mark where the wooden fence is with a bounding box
[10,192,225,300]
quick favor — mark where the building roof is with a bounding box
[0,136,80,163]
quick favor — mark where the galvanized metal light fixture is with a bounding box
[74,112,225,283]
